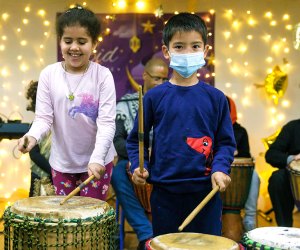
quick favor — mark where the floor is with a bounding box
[1,203,299,250]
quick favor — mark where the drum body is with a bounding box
[287,160,300,210]
[221,158,254,210]
[127,164,152,214]
[146,232,240,250]
[242,227,300,250]
[3,196,118,250]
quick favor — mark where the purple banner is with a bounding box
[57,13,215,100]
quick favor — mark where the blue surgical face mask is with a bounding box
[169,51,206,78]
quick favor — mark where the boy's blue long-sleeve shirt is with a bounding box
[126,81,236,193]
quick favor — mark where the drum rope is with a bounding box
[3,207,119,249]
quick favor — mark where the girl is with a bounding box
[18,5,116,200]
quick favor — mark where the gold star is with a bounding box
[141,20,155,34]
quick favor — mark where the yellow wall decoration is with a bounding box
[264,65,288,105]
[261,128,282,150]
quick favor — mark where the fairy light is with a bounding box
[225,82,232,88]
[264,12,272,19]
[281,100,290,107]
[43,20,50,26]
[266,57,273,63]
[22,19,29,25]
[209,9,215,15]
[2,13,9,21]
[224,31,231,39]
[37,9,46,17]
[282,14,290,20]
[24,6,30,12]
[270,20,277,26]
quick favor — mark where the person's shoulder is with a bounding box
[284,119,300,128]
[147,82,169,94]
[90,61,111,73]
[42,62,61,72]
[200,81,223,95]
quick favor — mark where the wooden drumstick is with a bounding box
[60,175,95,205]
[178,185,220,232]
[138,86,144,174]
[23,136,29,149]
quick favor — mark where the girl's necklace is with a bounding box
[63,61,90,101]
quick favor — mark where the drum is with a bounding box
[127,163,153,214]
[3,196,118,249]
[242,227,300,249]
[221,157,254,210]
[146,232,240,250]
[287,160,300,210]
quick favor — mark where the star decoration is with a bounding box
[142,20,155,34]
[154,5,164,18]
[206,52,215,66]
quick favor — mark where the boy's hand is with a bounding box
[132,167,149,185]
[18,135,37,153]
[211,171,231,192]
[88,163,105,179]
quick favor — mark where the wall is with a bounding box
[0,0,299,210]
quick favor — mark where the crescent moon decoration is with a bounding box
[126,66,141,91]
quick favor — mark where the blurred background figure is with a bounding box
[265,119,300,227]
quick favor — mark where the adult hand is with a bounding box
[132,167,149,185]
[211,171,231,192]
[88,163,105,179]
[18,135,37,153]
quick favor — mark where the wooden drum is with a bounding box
[146,233,240,250]
[3,196,118,249]
[127,163,152,214]
[221,157,254,211]
[287,160,300,210]
[242,227,300,249]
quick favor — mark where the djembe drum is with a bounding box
[127,163,152,214]
[242,227,300,249]
[3,196,118,249]
[287,160,300,210]
[146,233,240,250]
[221,157,254,242]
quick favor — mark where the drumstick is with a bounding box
[23,136,29,149]
[138,86,144,174]
[178,185,220,232]
[60,175,95,205]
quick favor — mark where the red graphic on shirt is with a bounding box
[186,136,213,175]
[186,136,212,159]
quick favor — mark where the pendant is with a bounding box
[68,93,75,101]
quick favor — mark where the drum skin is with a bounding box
[3,196,118,250]
[242,227,300,250]
[146,232,240,250]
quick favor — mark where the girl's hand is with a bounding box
[88,163,105,179]
[18,135,37,153]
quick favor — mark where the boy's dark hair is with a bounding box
[56,4,101,44]
[26,80,38,112]
[162,12,208,48]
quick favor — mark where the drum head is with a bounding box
[243,227,300,249]
[290,160,300,172]
[149,233,239,250]
[10,196,110,221]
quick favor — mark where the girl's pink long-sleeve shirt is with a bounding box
[27,61,116,173]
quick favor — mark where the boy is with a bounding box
[127,13,235,237]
